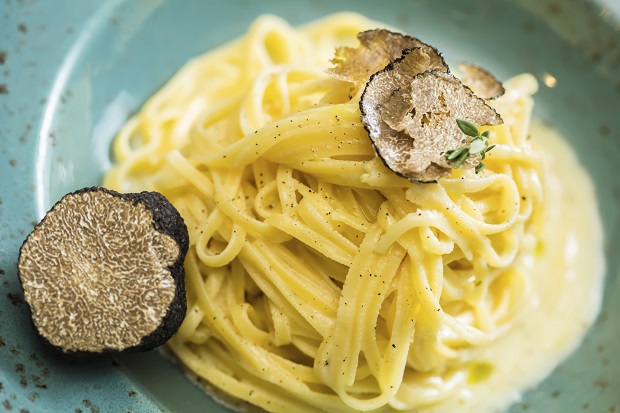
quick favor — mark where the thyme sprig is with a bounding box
[445,119,496,173]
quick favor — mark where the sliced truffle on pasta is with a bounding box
[458,63,505,100]
[327,28,448,85]
[361,61,503,182]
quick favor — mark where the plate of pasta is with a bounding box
[0,0,618,413]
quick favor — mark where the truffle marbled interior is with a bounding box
[18,190,180,353]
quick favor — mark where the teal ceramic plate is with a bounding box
[1,0,619,412]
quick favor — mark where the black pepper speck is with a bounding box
[599,124,611,137]
[548,2,562,15]
[7,292,23,306]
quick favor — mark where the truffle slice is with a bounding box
[361,63,503,183]
[327,28,448,84]
[458,63,505,100]
[17,187,189,359]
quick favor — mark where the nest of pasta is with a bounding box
[104,13,544,413]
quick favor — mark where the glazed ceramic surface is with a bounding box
[1,0,618,412]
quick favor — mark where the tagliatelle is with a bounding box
[103,13,603,413]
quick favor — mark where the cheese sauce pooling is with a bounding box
[424,119,605,413]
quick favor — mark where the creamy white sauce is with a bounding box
[425,119,606,413]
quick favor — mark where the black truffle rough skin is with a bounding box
[17,187,189,360]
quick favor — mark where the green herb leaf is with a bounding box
[469,139,486,154]
[445,120,495,172]
[456,119,480,137]
[446,147,468,160]
[480,144,496,160]
[454,151,470,168]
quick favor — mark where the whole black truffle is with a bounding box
[17,187,189,359]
